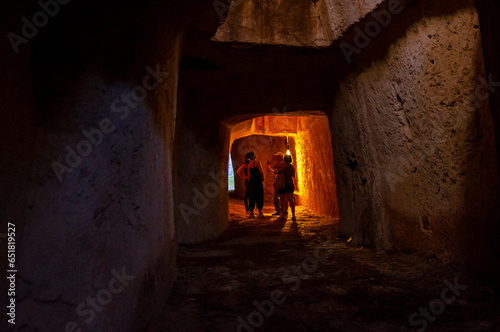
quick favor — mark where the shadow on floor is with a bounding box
[148,200,500,332]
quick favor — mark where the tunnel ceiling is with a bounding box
[213,0,385,47]
[178,0,431,119]
[229,115,299,151]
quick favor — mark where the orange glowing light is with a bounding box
[286,150,291,155]
[294,133,306,201]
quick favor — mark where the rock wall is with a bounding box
[323,0,383,41]
[173,101,229,244]
[330,0,500,268]
[213,0,333,47]
[296,116,339,218]
[213,0,384,47]
[2,1,182,330]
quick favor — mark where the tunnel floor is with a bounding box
[150,200,500,331]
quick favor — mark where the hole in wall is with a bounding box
[228,153,235,191]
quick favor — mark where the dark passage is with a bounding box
[160,200,500,331]
[2,0,500,331]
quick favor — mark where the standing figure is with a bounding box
[266,152,284,216]
[247,151,265,218]
[237,153,252,216]
[277,154,296,222]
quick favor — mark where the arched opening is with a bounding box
[225,112,339,220]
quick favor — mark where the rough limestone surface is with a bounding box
[4,1,183,330]
[173,112,230,244]
[296,116,339,218]
[213,0,383,47]
[330,0,500,268]
[19,75,175,331]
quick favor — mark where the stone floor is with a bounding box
[150,199,500,331]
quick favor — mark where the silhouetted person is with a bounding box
[237,153,252,216]
[266,152,284,216]
[247,151,264,218]
[277,154,296,222]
